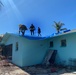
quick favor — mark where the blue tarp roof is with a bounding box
[7,33,51,40]
[21,35,47,40]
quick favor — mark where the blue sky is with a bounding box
[0,0,76,36]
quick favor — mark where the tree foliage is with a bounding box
[53,21,65,33]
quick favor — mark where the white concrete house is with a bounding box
[48,30,76,66]
[1,33,50,67]
[1,30,76,67]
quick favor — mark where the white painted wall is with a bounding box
[5,35,23,67]
[48,32,76,65]
[20,38,49,66]
[5,34,50,67]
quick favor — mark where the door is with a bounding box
[49,50,57,65]
[5,44,12,60]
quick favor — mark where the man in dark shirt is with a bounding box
[29,24,35,35]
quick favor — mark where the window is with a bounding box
[16,42,18,51]
[50,41,53,47]
[61,39,66,47]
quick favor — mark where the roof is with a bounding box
[11,33,48,40]
[1,33,50,44]
[1,29,76,44]
[50,29,76,38]
[23,35,46,40]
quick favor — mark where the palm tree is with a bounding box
[53,21,65,33]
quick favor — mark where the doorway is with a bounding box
[4,44,12,60]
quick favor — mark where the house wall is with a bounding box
[20,37,49,67]
[5,35,23,67]
[5,34,50,67]
[49,32,76,65]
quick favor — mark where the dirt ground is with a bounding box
[0,60,30,75]
[0,60,76,75]
[23,65,76,75]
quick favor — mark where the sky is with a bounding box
[0,0,76,36]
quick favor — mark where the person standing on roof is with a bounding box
[38,27,41,36]
[29,24,35,35]
[19,24,28,36]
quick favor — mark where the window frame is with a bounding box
[50,41,53,47]
[16,42,18,51]
[61,39,66,47]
